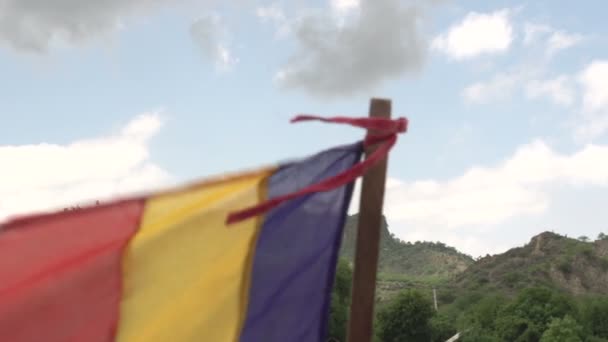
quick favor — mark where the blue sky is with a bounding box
[1,0,608,256]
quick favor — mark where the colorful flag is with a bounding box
[0,142,362,342]
[0,114,407,342]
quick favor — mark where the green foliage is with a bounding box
[455,290,488,308]
[329,222,608,341]
[429,312,457,342]
[377,290,435,342]
[557,257,573,274]
[504,271,526,288]
[427,288,608,342]
[580,296,608,339]
[461,295,508,333]
[495,313,542,341]
[328,259,352,342]
[580,245,595,259]
[599,257,608,271]
[588,337,608,342]
[340,215,473,279]
[437,290,457,305]
[451,230,608,301]
[598,232,608,241]
[540,315,584,342]
[494,287,578,341]
[461,326,501,341]
[376,272,444,285]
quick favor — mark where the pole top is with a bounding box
[370,97,391,103]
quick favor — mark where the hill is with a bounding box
[331,223,608,341]
[339,214,474,281]
[448,231,608,298]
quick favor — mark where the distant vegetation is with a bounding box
[450,231,608,297]
[340,214,474,279]
[328,259,353,342]
[328,214,608,341]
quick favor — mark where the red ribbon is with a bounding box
[225,115,408,225]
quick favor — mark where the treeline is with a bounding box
[447,287,608,341]
[388,234,470,257]
[340,215,474,279]
[328,259,608,342]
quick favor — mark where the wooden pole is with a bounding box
[346,98,391,342]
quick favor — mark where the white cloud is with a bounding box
[462,66,578,107]
[462,71,522,104]
[329,0,362,27]
[256,4,285,20]
[522,22,583,56]
[275,0,436,98]
[546,31,584,55]
[579,60,608,113]
[575,117,608,142]
[0,113,172,222]
[331,0,360,13]
[0,0,175,53]
[459,21,585,106]
[432,9,513,60]
[523,23,552,45]
[350,140,608,256]
[190,13,238,71]
[255,4,291,39]
[0,0,241,72]
[575,60,608,140]
[525,75,575,106]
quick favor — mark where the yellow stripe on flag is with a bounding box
[116,170,271,342]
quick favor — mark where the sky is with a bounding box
[1,0,607,257]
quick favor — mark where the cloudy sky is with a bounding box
[1,0,607,257]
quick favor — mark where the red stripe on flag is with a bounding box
[0,200,144,342]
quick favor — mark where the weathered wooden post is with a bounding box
[346,98,391,342]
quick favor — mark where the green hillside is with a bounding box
[329,225,608,342]
[447,231,608,299]
[339,214,474,280]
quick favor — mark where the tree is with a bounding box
[495,287,578,341]
[461,327,501,342]
[587,337,608,342]
[581,296,608,339]
[598,232,608,241]
[328,259,352,342]
[540,315,584,342]
[463,295,508,333]
[377,290,435,342]
[430,312,457,342]
[578,236,590,242]
[495,313,541,342]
